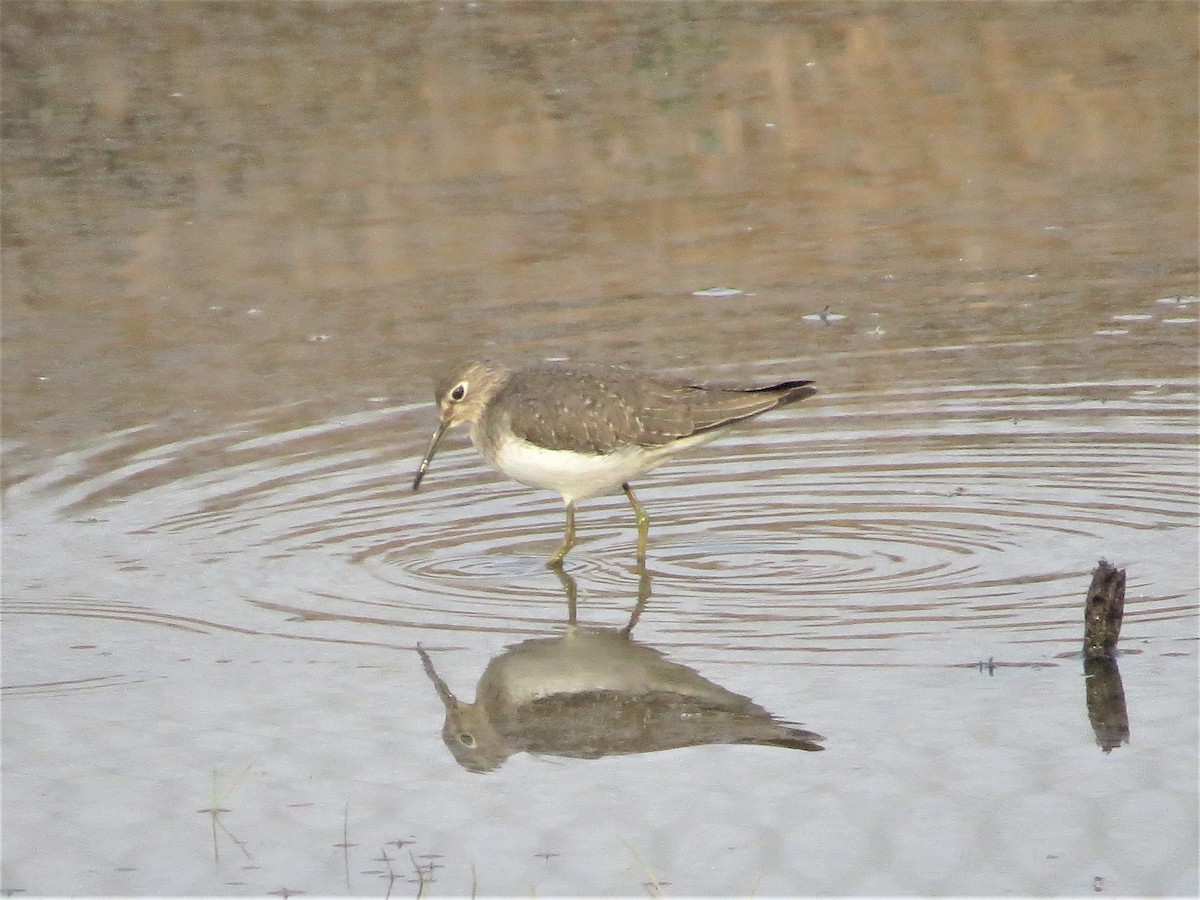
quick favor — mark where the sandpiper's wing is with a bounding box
[497,365,815,454]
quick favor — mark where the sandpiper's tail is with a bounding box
[685,378,816,436]
[750,379,817,408]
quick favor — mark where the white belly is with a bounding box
[480,431,716,505]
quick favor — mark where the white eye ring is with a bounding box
[450,382,467,402]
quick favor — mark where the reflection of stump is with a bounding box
[1083,559,1125,660]
[1085,657,1130,752]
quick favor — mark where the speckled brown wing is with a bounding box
[497,365,815,454]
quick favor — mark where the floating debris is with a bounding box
[802,307,847,323]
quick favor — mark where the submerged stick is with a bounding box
[1083,559,1126,660]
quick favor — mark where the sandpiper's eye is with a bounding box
[449,383,467,402]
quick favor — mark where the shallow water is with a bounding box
[3,3,1198,897]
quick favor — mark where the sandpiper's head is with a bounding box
[412,360,510,492]
[432,359,510,429]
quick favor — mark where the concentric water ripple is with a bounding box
[4,379,1196,659]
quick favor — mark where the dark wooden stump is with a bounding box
[1083,559,1125,660]
[1082,560,1129,751]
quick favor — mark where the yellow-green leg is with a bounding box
[622,482,650,560]
[547,502,577,568]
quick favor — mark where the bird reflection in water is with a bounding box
[417,564,824,773]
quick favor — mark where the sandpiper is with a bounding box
[411,359,816,566]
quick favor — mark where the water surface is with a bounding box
[2,3,1197,896]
